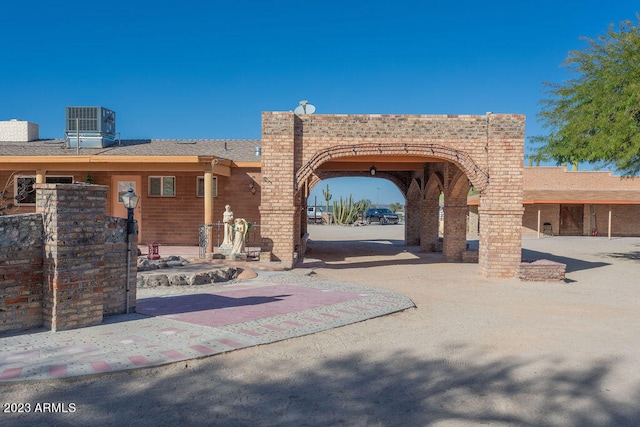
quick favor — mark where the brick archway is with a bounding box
[260,112,524,278]
[296,142,489,194]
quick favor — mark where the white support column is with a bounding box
[204,170,214,254]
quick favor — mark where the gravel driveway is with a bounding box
[2,224,639,426]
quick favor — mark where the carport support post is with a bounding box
[477,113,525,278]
[204,170,214,255]
[442,199,468,261]
[260,112,299,267]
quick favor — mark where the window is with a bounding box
[196,176,218,198]
[14,175,73,206]
[149,176,175,197]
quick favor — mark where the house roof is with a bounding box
[524,190,640,205]
[0,138,261,162]
[467,190,640,205]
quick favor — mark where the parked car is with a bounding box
[307,206,324,222]
[365,208,399,225]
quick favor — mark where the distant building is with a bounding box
[468,167,640,237]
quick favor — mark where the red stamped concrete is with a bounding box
[136,284,364,328]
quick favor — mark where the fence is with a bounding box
[199,222,261,259]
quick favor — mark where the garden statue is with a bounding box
[222,205,234,246]
[231,218,249,256]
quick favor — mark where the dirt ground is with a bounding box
[2,224,640,426]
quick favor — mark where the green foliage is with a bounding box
[331,197,373,224]
[322,183,332,212]
[357,199,374,215]
[534,17,640,175]
[332,195,359,225]
[389,202,403,212]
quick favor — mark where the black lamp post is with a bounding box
[122,187,140,237]
[121,187,139,314]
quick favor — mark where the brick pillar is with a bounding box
[421,198,440,252]
[37,184,107,331]
[405,182,421,245]
[478,113,525,278]
[260,112,297,268]
[443,199,468,261]
[478,208,523,277]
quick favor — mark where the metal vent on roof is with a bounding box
[65,106,116,148]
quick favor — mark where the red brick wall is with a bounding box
[0,213,43,333]
[523,203,640,237]
[595,205,640,236]
[523,204,559,237]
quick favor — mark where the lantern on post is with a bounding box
[121,187,140,236]
[121,186,139,315]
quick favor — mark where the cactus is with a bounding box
[332,195,359,225]
[322,184,332,212]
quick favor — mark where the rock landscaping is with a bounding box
[137,255,241,288]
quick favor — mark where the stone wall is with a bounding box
[0,184,136,334]
[0,213,44,332]
[103,217,136,315]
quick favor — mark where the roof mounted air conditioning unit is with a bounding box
[65,106,116,148]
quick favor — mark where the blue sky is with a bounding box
[1,1,637,204]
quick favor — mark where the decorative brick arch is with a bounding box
[260,112,524,278]
[296,142,489,194]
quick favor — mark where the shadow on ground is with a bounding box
[302,239,443,270]
[604,249,640,261]
[136,293,291,316]
[3,348,638,426]
[521,248,610,273]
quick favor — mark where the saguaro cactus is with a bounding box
[322,184,332,212]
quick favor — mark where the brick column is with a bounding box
[405,183,421,245]
[443,199,468,261]
[478,113,525,278]
[37,184,107,331]
[478,208,523,277]
[260,112,297,268]
[421,199,440,252]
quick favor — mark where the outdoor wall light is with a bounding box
[370,165,377,176]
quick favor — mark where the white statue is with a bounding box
[222,205,234,246]
[231,218,249,255]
